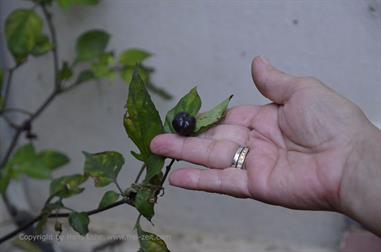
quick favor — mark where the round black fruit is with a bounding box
[172,112,196,136]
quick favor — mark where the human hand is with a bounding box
[150,56,380,215]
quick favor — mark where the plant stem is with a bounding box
[160,158,175,188]
[134,164,146,184]
[0,1,63,173]
[114,179,124,195]
[1,114,20,129]
[155,158,176,198]
[0,159,176,244]
[3,67,15,109]
[0,5,65,242]
[0,197,134,244]
[30,90,60,121]
[41,5,60,91]
[0,129,23,169]
[0,88,61,170]
[43,193,57,208]
[2,61,26,110]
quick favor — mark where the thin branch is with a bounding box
[0,89,60,170]
[2,61,26,110]
[134,164,146,184]
[0,3,63,170]
[60,75,92,93]
[113,180,124,195]
[29,90,60,121]
[1,114,20,130]
[0,159,176,244]
[160,158,175,188]
[0,214,38,244]
[41,6,60,91]
[2,194,18,217]
[43,193,57,208]
[61,82,79,93]
[0,5,64,231]
[3,68,15,109]
[0,129,23,169]
[0,197,134,244]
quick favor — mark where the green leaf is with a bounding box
[120,67,133,84]
[144,156,164,184]
[75,30,110,62]
[123,71,164,181]
[119,49,152,66]
[136,222,171,252]
[135,186,156,221]
[98,190,120,209]
[3,145,69,182]
[7,144,36,168]
[37,150,69,170]
[121,66,149,85]
[83,151,124,187]
[0,144,51,193]
[75,69,96,84]
[57,0,100,8]
[119,51,173,100]
[58,62,73,81]
[9,144,51,179]
[5,9,43,63]
[50,174,87,198]
[31,34,53,56]
[195,95,233,134]
[163,87,201,133]
[147,172,164,186]
[131,151,144,162]
[68,212,89,236]
[91,52,116,80]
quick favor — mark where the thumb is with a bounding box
[252,56,299,104]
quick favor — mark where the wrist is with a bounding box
[340,124,381,235]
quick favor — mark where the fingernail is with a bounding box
[259,55,270,66]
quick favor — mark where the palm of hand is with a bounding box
[151,57,367,211]
[243,87,358,210]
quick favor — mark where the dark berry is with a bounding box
[172,112,196,136]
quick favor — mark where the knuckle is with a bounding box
[206,140,219,167]
[180,136,191,159]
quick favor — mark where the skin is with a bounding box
[150,56,381,237]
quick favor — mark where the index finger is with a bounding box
[150,134,239,169]
[221,105,261,128]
